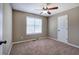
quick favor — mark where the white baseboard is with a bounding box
[12,37,47,44]
[12,39,37,44]
[48,37,79,48]
[66,42,79,48]
[8,43,12,55]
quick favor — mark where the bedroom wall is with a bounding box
[13,10,48,42]
[48,6,79,46]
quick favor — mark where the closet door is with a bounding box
[57,15,68,43]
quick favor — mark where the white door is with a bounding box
[57,15,68,43]
[0,3,3,55]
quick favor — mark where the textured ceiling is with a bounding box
[11,3,79,17]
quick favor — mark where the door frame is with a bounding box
[0,3,3,55]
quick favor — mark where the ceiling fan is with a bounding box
[39,3,58,15]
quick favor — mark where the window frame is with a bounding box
[26,16,42,35]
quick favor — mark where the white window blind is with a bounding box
[26,16,42,35]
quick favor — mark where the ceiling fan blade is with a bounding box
[40,12,43,14]
[48,7,58,10]
[47,11,51,14]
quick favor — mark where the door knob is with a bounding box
[0,41,7,45]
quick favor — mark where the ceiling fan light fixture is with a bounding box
[43,6,48,10]
[43,10,47,14]
[40,10,51,15]
[40,11,47,14]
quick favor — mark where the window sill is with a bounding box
[26,33,42,35]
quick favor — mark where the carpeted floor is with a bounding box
[10,38,79,55]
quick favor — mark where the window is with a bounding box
[26,16,42,35]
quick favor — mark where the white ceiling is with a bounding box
[11,3,79,17]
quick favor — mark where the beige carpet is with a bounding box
[10,38,79,55]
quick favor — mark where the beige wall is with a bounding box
[13,10,48,42]
[48,6,79,46]
[3,3,12,55]
[48,16,57,39]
